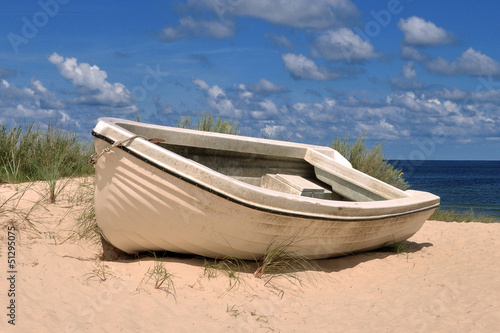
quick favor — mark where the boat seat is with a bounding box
[261,174,339,199]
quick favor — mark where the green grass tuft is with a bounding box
[430,208,499,223]
[203,256,248,290]
[0,122,94,185]
[254,237,319,286]
[330,132,409,190]
[142,253,176,299]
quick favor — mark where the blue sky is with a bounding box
[1,0,500,160]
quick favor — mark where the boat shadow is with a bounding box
[316,241,433,273]
[100,237,433,274]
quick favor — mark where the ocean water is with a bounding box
[391,160,500,218]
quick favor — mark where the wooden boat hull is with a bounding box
[92,118,439,259]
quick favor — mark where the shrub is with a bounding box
[330,132,409,190]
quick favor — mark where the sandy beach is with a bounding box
[1,178,499,332]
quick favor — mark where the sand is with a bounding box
[1,178,499,332]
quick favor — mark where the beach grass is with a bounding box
[203,256,248,290]
[177,111,239,134]
[71,178,100,243]
[140,252,176,298]
[0,122,94,202]
[430,208,499,223]
[254,237,319,286]
[330,132,410,190]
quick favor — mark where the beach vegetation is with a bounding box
[226,304,241,317]
[70,178,100,243]
[330,132,410,190]
[254,237,319,286]
[177,111,239,134]
[203,256,247,291]
[430,208,499,223]
[143,253,176,298]
[0,122,94,202]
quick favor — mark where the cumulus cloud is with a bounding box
[159,16,235,41]
[247,79,289,96]
[0,78,65,123]
[398,16,456,47]
[30,78,65,110]
[260,124,291,138]
[389,62,425,91]
[48,53,135,109]
[433,86,500,105]
[311,28,378,62]
[402,62,417,79]
[282,54,340,81]
[426,48,500,77]
[192,78,242,118]
[186,75,500,145]
[399,46,428,62]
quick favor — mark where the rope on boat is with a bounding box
[89,135,146,165]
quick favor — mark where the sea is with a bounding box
[390,160,500,219]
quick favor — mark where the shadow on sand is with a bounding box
[100,236,433,275]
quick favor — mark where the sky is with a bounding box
[1,0,500,160]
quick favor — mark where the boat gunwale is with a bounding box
[92,119,440,222]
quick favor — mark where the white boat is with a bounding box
[91,117,439,260]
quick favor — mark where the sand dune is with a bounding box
[1,179,499,332]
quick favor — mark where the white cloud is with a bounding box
[356,119,402,140]
[192,78,242,118]
[0,78,67,123]
[400,46,428,62]
[30,78,65,110]
[388,62,424,91]
[191,0,359,29]
[258,99,279,115]
[311,28,378,62]
[426,48,500,77]
[192,78,210,91]
[159,16,235,41]
[398,16,456,47]
[248,78,289,96]
[402,62,416,79]
[435,87,469,101]
[260,124,290,138]
[48,53,134,108]
[282,54,340,81]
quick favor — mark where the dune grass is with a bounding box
[330,132,409,190]
[254,237,320,287]
[430,208,499,223]
[137,252,176,299]
[0,122,94,202]
[203,256,248,290]
[177,111,239,134]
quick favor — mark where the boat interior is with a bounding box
[110,120,408,203]
[156,143,347,200]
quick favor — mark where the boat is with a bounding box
[91,117,440,260]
